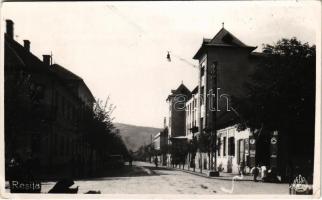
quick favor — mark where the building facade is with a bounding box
[166,83,191,139]
[165,84,191,166]
[4,19,99,179]
[190,27,261,173]
[153,129,168,166]
[164,27,283,175]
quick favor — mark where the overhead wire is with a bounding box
[106,4,198,69]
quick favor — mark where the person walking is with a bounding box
[261,165,267,181]
[129,156,133,167]
[251,165,260,182]
[239,160,245,175]
[154,157,158,168]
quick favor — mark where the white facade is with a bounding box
[185,92,198,140]
[153,132,161,150]
[216,125,251,174]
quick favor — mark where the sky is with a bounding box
[1,1,320,128]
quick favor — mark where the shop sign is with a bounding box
[250,138,256,145]
[271,137,277,144]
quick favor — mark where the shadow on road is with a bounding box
[144,166,174,171]
[80,164,175,181]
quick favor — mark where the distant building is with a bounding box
[152,129,168,166]
[166,83,191,139]
[185,86,199,140]
[165,83,191,166]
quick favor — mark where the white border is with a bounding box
[0,1,321,199]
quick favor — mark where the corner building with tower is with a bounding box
[164,27,287,178]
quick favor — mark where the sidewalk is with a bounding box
[161,164,255,182]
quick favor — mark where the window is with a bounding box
[228,137,235,156]
[211,62,217,76]
[200,117,204,130]
[237,139,245,164]
[218,138,221,156]
[200,86,204,105]
[200,66,205,77]
[223,137,227,156]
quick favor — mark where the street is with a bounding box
[39,161,289,194]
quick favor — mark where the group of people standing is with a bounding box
[237,160,281,182]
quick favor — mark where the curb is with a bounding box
[162,166,254,182]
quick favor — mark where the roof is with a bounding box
[249,51,270,59]
[191,86,198,95]
[193,28,257,59]
[216,110,240,130]
[5,32,95,104]
[186,86,198,101]
[5,34,50,74]
[51,64,95,102]
[210,28,248,47]
[51,64,82,80]
[166,83,191,101]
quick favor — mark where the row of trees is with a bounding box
[233,38,316,165]
[81,98,129,160]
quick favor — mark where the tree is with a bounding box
[81,97,129,158]
[233,38,315,166]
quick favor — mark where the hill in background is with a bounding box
[114,123,162,152]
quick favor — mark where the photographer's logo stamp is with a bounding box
[289,174,309,193]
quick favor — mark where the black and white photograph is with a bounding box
[1,1,321,198]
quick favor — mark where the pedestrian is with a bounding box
[251,165,260,182]
[267,167,280,183]
[239,160,245,175]
[154,157,158,168]
[261,165,267,181]
[129,156,133,167]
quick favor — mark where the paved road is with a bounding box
[39,161,289,194]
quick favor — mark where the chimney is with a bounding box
[43,55,51,66]
[6,19,14,39]
[23,40,30,52]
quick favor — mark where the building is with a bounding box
[164,27,284,175]
[216,125,253,174]
[165,83,191,166]
[4,19,99,178]
[188,27,262,173]
[166,83,191,138]
[152,129,168,166]
[185,86,199,140]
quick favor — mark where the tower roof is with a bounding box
[193,28,257,59]
[210,27,248,47]
[166,83,191,101]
